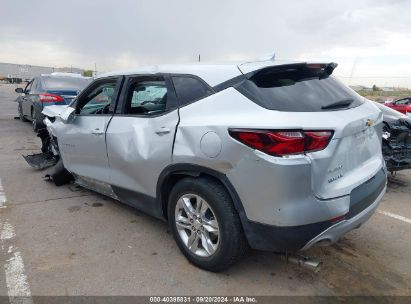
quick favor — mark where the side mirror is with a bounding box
[60,107,75,124]
[15,88,24,94]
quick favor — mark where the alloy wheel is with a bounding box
[174,193,220,257]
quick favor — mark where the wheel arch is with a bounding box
[157,164,247,223]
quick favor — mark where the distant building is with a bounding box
[0,62,84,82]
[349,85,372,92]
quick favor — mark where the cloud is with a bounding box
[0,0,410,86]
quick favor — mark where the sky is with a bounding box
[1,0,410,87]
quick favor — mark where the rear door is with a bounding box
[57,77,122,183]
[21,79,34,116]
[106,75,179,202]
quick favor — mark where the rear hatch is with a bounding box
[41,75,91,106]
[46,90,78,105]
[306,105,383,199]
[236,63,384,199]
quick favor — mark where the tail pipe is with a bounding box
[279,253,322,272]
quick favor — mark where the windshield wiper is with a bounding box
[321,98,354,110]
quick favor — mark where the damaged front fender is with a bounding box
[23,109,73,185]
[41,104,69,118]
[23,128,59,170]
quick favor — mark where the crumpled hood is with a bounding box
[42,105,69,118]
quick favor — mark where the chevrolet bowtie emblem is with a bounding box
[366,119,375,127]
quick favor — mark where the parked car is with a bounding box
[374,102,411,172]
[24,61,386,271]
[15,73,92,131]
[384,97,411,115]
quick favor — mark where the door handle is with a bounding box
[91,128,104,135]
[155,127,171,135]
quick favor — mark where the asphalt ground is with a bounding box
[0,83,410,300]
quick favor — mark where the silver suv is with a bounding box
[30,61,386,271]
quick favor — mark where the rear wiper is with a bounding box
[321,98,354,110]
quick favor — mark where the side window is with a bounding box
[172,76,213,106]
[25,80,33,94]
[396,99,407,105]
[30,79,38,94]
[78,80,117,115]
[126,79,168,115]
[35,78,43,92]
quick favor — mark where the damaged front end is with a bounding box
[24,105,64,169]
[23,107,73,185]
[23,127,59,169]
[382,118,411,172]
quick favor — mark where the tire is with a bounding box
[168,177,248,272]
[18,103,28,122]
[31,109,40,132]
[47,158,73,186]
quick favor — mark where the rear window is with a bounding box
[236,65,364,112]
[42,77,92,91]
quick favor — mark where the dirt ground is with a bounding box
[0,83,410,299]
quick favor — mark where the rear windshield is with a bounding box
[42,77,92,91]
[236,65,364,112]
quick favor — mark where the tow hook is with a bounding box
[279,253,322,272]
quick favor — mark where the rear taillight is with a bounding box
[229,129,333,156]
[39,93,64,103]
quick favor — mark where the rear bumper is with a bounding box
[301,183,386,250]
[243,169,387,252]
